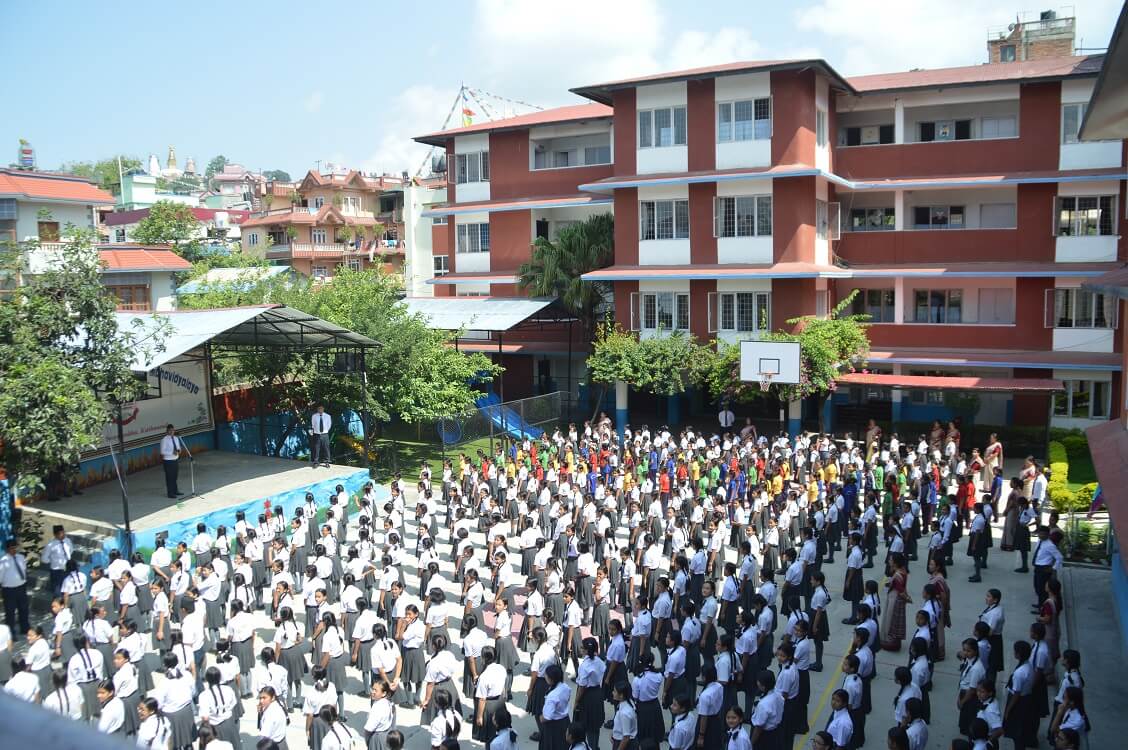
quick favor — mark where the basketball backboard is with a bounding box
[739,340,801,388]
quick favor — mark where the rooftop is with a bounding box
[0,168,116,204]
[103,207,251,226]
[848,54,1103,94]
[414,103,613,146]
[97,245,192,272]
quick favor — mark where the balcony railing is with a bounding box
[115,301,152,312]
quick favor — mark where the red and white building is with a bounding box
[417,53,1126,429]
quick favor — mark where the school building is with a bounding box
[414,24,1126,434]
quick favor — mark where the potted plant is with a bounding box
[285,226,298,244]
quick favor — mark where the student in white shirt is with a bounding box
[154,652,196,749]
[95,680,126,736]
[610,679,638,750]
[4,658,41,703]
[256,687,290,750]
[43,669,85,719]
[364,680,396,750]
[199,666,241,748]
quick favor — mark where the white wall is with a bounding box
[636,82,688,174]
[151,272,177,311]
[815,76,830,172]
[455,282,491,296]
[404,184,445,297]
[716,179,773,264]
[895,277,1016,324]
[454,134,491,203]
[815,179,829,265]
[638,279,690,339]
[1060,79,1123,170]
[714,73,772,169]
[1052,328,1114,353]
[15,200,96,240]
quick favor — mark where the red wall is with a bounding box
[1015,183,1057,262]
[614,188,639,264]
[488,130,612,200]
[836,229,1022,264]
[612,90,637,176]
[614,280,639,329]
[1012,368,1053,426]
[771,70,816,167]
[687,79,716,171]
[773,176,816,262]
[488,209,531,271]
[772,278,817,333]
[689,183,717,264]
[834,82,1061,178]
[690,279,714,342]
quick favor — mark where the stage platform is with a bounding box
[33,451,373,557]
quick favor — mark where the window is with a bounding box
[1000,44,1016,62]
[247,232,259,247]
[815,200,832,240]
[850,289,895,322]
[713,195,772,237]
[639,199,690,240]
[433,255,449,276]
[455,151,490,184]
[639,107,688,148]
[37,221,60,241]
[815,108,828,147]
[312,265,328,279]
[1049,288,1116,328]
[913,289,962,323]
[431,215,448,225]
[114,228,126,242]
[717,292,771,332]
[1055,380,1110,419]
[0,199,15,220]
[980,116,1017,139]
[717,98,772,142]
[979,203,1017,229]
[839,125,895,146]
[918,119,972,142]
[1056,196,1115,236]
[848,207,895,232]
[311,229,327,244]
[912,205,965,229]
[455,222,490,253]
[641,292,689,331]
[978,288,1015,324]
[1062,103,1085,144]
[584,145,612,164]
[347,258,362,272]
[313,196,325,209]
[553,150,573,168]
[108,285,151,312]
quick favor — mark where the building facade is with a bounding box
[416,51,1126,429]
[238,169,406,280]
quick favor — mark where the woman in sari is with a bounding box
[1020,456,1038,503]
[926,556,950,661]
[881,552,911,652]
[984,434,1003,481]
[864,419,882,463]
[928,421,945,453]
[1038,578,1063,663]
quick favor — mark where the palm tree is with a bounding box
[516,212,613,336]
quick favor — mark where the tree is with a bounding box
[264,169,291,182]
[60,155,143,194]
[0,228,167,495]
[205,155,228,179]
[517,213,613,336]
[588,323,706,397]
[132,201,204,261]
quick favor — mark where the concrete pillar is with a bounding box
[892,363,904,424]
[894,276,905,324]
[788,398,802,439]
[823,397,834,433]
[894,190,905,231]
[615,380,629,441]
[894,99,905,144]
[667,393,680,426]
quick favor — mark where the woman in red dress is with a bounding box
[926,556,950,661]
[881,552,911,652]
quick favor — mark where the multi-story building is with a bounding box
[0,167,114,245]
[104,206,249,245]
[416,44,1126,429]
[398,177,447,297]
[238,169,406,280]
[203,164,265,210]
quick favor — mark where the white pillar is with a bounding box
[894,99,905,144]
[894,190,905,231]
[894,277,905,324]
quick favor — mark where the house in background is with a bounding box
[93,244,191,311]
[0,167,114,245]
[103,206,249,245]
[239,168,407,281]
[397,176,447,297]
[202,164,266,210]
[117,170,201,210]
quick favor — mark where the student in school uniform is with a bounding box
[256,687,290,750]
[364,679,397,750]
[978,589,1006,679]
[750,669,785,750]
[825,690,854,750]
[540,663,572,750]
[1003,640,1038,750]
[610,679,639,750]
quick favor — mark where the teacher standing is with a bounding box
[310,405,332,467]
[159,424,186,499]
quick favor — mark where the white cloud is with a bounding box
[304,91,324,114]
[665,27,763,71]
[360,84,460,177]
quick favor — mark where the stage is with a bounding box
[32,451,375,558]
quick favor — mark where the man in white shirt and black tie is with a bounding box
[0,539,30,636]
[160,424,186,499]
[43,524,73,595]
[310,405,332,467]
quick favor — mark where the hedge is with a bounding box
[1075,482,1099,509]
[1047,481,1083,512]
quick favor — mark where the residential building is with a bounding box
[416,43,1126,429]
[117,171,201,210]
[93,244,191,311]
[0,167,114,245]
[203,164,266,210]
[239,169,407,280]
[103,206,248,246]
[988,9,1076,64]
[399,177,447,296]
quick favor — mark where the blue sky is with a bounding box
[2,0,1122,179]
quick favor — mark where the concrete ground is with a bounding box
[24,479,1121,750]
[36,452,360,531]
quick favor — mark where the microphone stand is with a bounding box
[181,440,197,499]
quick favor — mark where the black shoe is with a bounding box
[811,664,824,672]
[863,563,874,569]
[603,721,614,730]
[968,576,982,582]
[530,732,541,742]
[167,494,177,499]
[1015,567,1029,573]
[842,618,858,625]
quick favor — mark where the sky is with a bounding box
[1,0,1123,181]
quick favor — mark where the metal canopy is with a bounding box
[402,296,575,332]
[117,305,380,371]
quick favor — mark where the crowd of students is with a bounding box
[0,414,1096,750]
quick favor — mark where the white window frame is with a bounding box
[710,291,771,333]
[432,255,449,276]
[311,265,328,279]
[912,289,964,324]
[849,288,896,322]
[455,222,490,253]
[431,215,448,225]
[1055,195,1116,236]
[638,106,688,148]
[640,291,690,332]
[816,200,839,240]
[311,228,328,244]
[716,97,772,142]
[980,115,1017,139]
[313,196,325,209]
[639,199,690,240]
[1045,287,1118,329]
[1062,103,1085,145]
[455,151,490,184]
[815,108,828,147]
[347,258,362,272]
[246,232,259,246]
[713,195,772,237]
[1054,379,1111,419]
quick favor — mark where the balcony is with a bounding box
[837,227,1025,265]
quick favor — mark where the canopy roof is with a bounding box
[117,305,379,371]
[837,373,1063,392]
[401,296,574,332]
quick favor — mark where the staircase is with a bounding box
[21,509,119,621]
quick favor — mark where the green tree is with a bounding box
[60,155,143,194]
[0,228,167,495]
[264,169,292,182]
[517,213,613,336]
[588,322,706,398]
[205,155,228,179]
[132,201,204,261]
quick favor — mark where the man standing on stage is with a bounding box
[160,424,186,498]
[310,404,332,467]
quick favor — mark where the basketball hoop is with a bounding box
[758,373,774,391]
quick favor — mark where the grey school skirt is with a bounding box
[279,645,307,684]
[232,637,256,673]
[166,703,196,748]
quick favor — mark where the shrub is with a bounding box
[1048,482,1085,512]
[1047,441,1068,464]
[1075,482,1099,509]
[1061,434,1088,459]
[1048,462,1069,484]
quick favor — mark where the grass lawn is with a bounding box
[368,422,496,480]
[1065,449,1097,491]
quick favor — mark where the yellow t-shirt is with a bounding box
[826,463,838,484]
